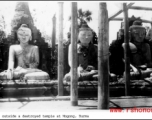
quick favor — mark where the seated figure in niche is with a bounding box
[122,20,152,80]
[64,24,98,82]
[0,24,50,81]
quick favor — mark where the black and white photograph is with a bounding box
[0,1,152,119]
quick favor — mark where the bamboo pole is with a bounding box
[71,2,78,106]
[108,3,134,21]
[52,14,56,56]
[123,3,130,96]
[98,2,109,109]
[129,6,152,11]
[58,2,64,96]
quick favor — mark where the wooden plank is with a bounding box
[98,2,109,109]
[58,2,64,96]
[71,2,78,106]
[123,3,130,96]
[108,3,134,21]
[51,14,56,56]
[129,6,152,11]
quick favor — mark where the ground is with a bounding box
[1,96,152,112]
[1,96,152,119]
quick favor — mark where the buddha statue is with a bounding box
[129,20,152,68]
[122,20,152,80]
[0,24,50,81]
[63,24,98,82]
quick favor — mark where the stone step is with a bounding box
[1,85,152,98]
[1,79,152,98]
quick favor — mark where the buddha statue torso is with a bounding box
[77,43,97,70]
[13,45,39,68]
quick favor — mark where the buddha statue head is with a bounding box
[78,24,93,46]
[129,20,146,43]
[17,24,32,44]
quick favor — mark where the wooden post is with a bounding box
[58,2,64,96]
[151,23,152,39]
[71,2,78,106]
[52,14,56,56]
[123,3,130,96]
[98,2,109,109]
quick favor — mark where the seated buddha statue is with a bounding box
[122,20,152,80]
[63,24,98,82]
[129,21,152,67]
[0,24,50,81]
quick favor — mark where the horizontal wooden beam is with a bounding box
[108,3,134,21]
[110,17,152,24]
[129,6,152,11]
[142,19,152,24]
[110,18,123,21]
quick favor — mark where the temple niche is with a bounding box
[11,2,46,45]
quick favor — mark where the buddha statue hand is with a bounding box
[29,62,38,68]
[85,65,95,72]
[77,65,84,77]
[6,69,13,80]
[149,38,152,42]
[138,65,147,70]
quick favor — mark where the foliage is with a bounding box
[0,15,5,29]
[69,8,92,28]
[67,8,98,44]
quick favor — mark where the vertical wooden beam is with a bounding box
[123,3,130,96]
[58,2,64,96]
[98,2,109,109]
[151,23,152,39]
[52,14,56,56]
[71,2,78,106]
